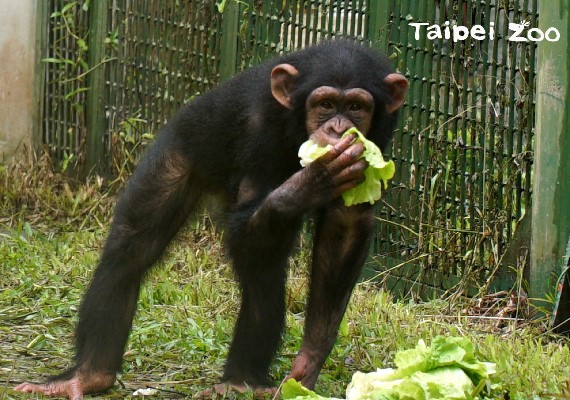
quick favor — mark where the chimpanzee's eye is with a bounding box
[348,103,362,111]
[319,101,334,110]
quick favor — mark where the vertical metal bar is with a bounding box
[33,0,49,152]
[170,2,182,107]
[290,0,299,49]
[469,0,483,269]
[46,1,56,153]
[496,2,509,246]
[305,1,313,46]
[486,2,499,244]
[439,1,454,273]
[410,1,428,279]
[341,0,349,36]
[151,2,159,128]
[56,0,64,161]
[256,0,263,54]
[457,0,470,275]
[445,0,462,275]
[283,0,290,48]
[208,1,223,86]
[193,0,205,88]
[525,0,537,211]
[319,0,328,42]
[61,4,70,158]
[334,0,342,35]
[477,0,492,269]
[394,0,408,258]
[303,1,311,47]
[513,0,529,225]
[189,0,200,88]
[85,0,110,175]
[416,0,434,268]
[140,1,149,123]
[505,3,519,241]
[62,0,70,160]
[354,0,361,39]
[366,0,390,52]
[219,0,240,80]
[325,0,334,38]
[313,0,320,43]
[298,0,305,46]
[106,1,117,160]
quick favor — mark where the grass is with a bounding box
[1,155,570,399]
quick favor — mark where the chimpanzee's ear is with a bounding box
[384,73,409,113]
[271,64,299,109]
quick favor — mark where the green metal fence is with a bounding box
[38,0,539,298]
[373,1,537,297]
[38,0,224,173]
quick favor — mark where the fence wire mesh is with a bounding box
[104,0,223,171]
[375,0,536,297]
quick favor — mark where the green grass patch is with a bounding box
[1,157,569,399]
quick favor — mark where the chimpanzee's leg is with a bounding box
[222,198,304,387]
[74,147,200,375]
[289,203,375,388]
[16,132,202,397]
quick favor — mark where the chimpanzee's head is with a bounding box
[269,40,408,150]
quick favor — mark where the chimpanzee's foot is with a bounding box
[197,382,277,398]
[15,372,115,400]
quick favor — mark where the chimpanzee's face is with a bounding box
[270,60,408,149]
[304,86,375,147]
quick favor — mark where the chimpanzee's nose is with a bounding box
[327,117,353,137]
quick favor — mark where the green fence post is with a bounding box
[85,0,109,175]
[530,1,570,331]
[367,0,392,51]
[33,1,49,153]
[219,1,240,81]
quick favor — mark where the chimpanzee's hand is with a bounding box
[308,133,367,196]
[268,134,367,213]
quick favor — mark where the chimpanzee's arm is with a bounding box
[289,203,375,389]
[244,134,366,225]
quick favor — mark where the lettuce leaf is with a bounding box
[282,337,495,400]
[346,336,496,400]
[297,127,395,206]
[345,367,475,400]
[346,369,400,400]
[298,140,333,168]
[282,379,342,400]
[392,336,496,384]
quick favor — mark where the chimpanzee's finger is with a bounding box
[332,158,368,187]
[325,141,365,174]
[316,133,356,164]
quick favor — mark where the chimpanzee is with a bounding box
[16,39,408,399]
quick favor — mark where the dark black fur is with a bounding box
[54,40,401,389]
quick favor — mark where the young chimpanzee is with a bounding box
[16,40,408,399]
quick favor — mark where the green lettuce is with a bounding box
[282,336,496,400]
[298,140,333,168]
[346,336,496,400]
[281,378,342,400]
[346,366,476,400]
[297,127,395,206]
